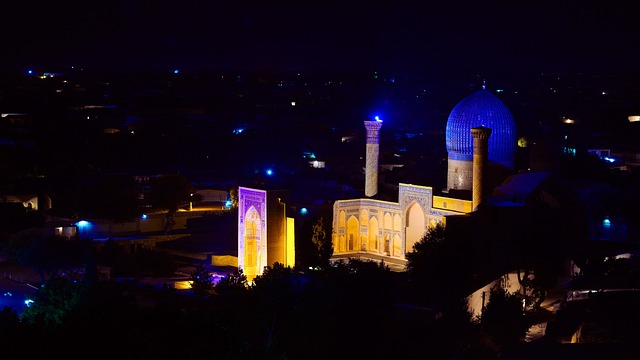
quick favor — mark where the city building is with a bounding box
[331,87,517,270]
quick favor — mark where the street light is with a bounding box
[75,220,91,239]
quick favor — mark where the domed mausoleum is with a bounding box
[445,88,517,191]
[330,86,517,270]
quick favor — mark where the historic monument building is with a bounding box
[331,87,518,270]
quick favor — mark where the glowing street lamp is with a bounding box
[75,220,91,239]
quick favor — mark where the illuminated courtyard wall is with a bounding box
[332,183,470,266]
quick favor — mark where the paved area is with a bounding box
[0,261,40,314]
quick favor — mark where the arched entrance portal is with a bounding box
[243,207,262,277]
[405,202,425,254]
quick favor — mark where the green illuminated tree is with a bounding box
[21,277,88,327]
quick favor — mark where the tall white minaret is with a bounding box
[364,118,383,198]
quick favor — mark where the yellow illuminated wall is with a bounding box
[432,196,473,213]
[332,184,473,265]
[238,188,295,278]
[286,217,295,268]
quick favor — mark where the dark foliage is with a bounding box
[189,263,214,297]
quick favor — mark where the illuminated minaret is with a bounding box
[364,118,383,198]
[471,126,492,211]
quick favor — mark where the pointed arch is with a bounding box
[347,215,359,252]
[393,214,402,231]
[384,212,392,230]
[405,201,426,254]
[243,206,262,277]
[392,234,402,257]
[339,210,346,228]
[383,233,390,255]
[368,216,379,252]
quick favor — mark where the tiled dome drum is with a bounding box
[446,89,516,169]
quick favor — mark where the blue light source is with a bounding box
[300,207,308,215]
[604,157,615,163]
[225,200,233,209]
[173,69,179,74]
[141,214,148,219]
[27,70,33,75]
[75,220,92,238]
[374,115,383,122]
[266,169,273,176]
[603,217,611,227]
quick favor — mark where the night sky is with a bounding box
[1,0,639,75]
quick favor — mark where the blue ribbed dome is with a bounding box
[445,89,517,168]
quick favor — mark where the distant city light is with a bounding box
[291,101,296,106]
[266,169,273,176]
[232,128,244,134]
[27,70,33,75]
[517,137,528,148]
[563,118,575,124]
[173,69,179,74]
[141,214,148,219]
[629,115,640,123]
[604,157,615,163]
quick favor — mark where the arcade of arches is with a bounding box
[331,183,471,269]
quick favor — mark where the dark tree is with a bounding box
[215,268,248,295]
[189,263,214,297]
[405,222,470,307]
[76,174,142,223]
[229,186,239,208]
[479,285,530,357]
[6,234,91,283]
[146,174,201,233]
[310,216,333,269]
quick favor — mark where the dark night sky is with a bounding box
[1,0,639,75]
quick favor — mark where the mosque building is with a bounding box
[330,86,518,270]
